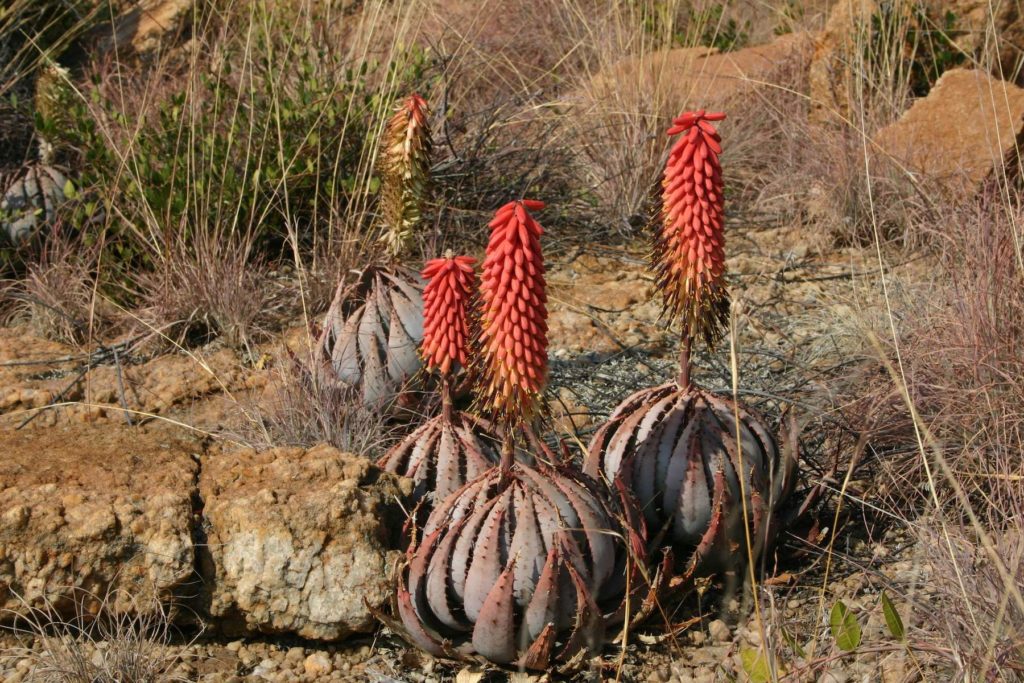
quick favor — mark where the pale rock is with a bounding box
[200,444,412,640]
[0,424,197,623]
[303,652,333,677]
[708,618,731,643]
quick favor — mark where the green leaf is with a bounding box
[62,178,76,200]
[881,591,905,641]
[781,626,807,658]
[740,647,771,683]
[830,601,862,651]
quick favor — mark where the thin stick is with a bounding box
[112,346,133,426]
[677,333,692,388]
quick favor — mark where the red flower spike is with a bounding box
[420,255,477,375]
[477,200,548,422]
[655,110,729,347]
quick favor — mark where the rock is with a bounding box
[303,653,332,677]
[924,0,1024,84]
[809,0,877,125]
[200,444,412,641]
[96,0,194,55]
[873,69,1024,195]
[582,31,813,110]
[708,618,731,643]
[0,424,198,622]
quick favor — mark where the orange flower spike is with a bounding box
[656,109,729,347]
[420,255,477,376]
[478,199,548,421]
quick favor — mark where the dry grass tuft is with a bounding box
[1,588,192,683]
[246,345,399,456]
[3,225,107,345]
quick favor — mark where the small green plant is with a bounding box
[866,3,967,98]
[692,2,749,52]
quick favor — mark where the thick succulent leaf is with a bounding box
[434,421,462,502]
[463,493,509,621]
[397,584,446,657]
[357,294,389,404]
[518,622,556,671]
[523,545,561,641]
[508,488,546,604]
[471,567,517,664]
[675,433,712,545]
[386,297,420,384]
[448,490,500,600]
[388,270,425,341]
[557,559,604,665]
[662,416,699,523]
[425,519,470,632]
[330,306,363,384]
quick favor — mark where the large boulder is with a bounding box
[199,444,412,641]
[808,0,877,125]
[0,424,198,621]
[923,0,1024,84]
[582,31,813,109]
[873,68,1024,195]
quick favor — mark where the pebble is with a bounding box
[303,652,333,677]
[285,646,305,663]
[708,619,731,643]
[226,640,243,652]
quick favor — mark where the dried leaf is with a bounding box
[455,667,486,683]
[740,647,771,683]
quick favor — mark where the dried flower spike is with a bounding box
[379,93,432,258]
[420,255,476,376]
[656,109,729,347]
[477,199,548,422]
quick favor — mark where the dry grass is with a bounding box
[2,224,107,345]
[245,347,400,456]
[1,588,192,683]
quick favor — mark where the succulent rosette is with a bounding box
[379,255,502,510]
[317,266,423,406]
[586,110,798,583]
[382,200,657,670]
[316,94,433,406]
[393,461,635,670]
[585,382,795,580]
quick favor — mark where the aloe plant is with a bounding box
[387,200,649,670]
[379,254,501,509]
[585,110,797,584]
[317,94,433,406]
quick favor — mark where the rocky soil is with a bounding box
[0,212,938,681]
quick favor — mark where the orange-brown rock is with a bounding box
[0,423,199,621]
[582,31,814,110]
[95,0,194,55]
[808,0,877,125]
[873,68,1024,195]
